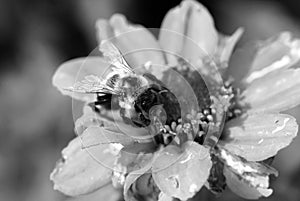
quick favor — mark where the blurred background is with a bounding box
[0,0,300,201]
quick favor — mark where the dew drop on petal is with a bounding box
[189,183,198,194]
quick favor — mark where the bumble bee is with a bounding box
[69,41,181,137]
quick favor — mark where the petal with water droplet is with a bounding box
[152,142,212,200]
[220,113,298,161]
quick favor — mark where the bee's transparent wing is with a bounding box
[65,41,134,94]
[100,40,133,74]
[65,75,117,94]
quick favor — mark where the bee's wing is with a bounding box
[65,41,134,94]
[65,75,117,94]
[100,40,133,74]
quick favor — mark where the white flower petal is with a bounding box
[215,27,244,64]
[244,32,300,84]
[243,69,300,113]
[152,142,212,200]
[159,1,191,66]
[220,113,298,161]
[50,136,116,196]
[80,126,134,148]
[158,192,173,201]
[181,0,218,61]
[52,57,110,102]
[159,0,218,66]
[96,14,166,76]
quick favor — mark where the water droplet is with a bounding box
[272,118,289,134]
[180,153,193,164]
[258,139,264,144]
[189,183,198,193]
[167,175,179,189]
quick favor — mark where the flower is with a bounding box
[51,0,300,200]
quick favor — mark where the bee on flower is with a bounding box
[50,0,300,200]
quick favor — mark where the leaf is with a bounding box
[152,142,212,200]
[242,69,300,113]
[219,113,298,161]
[50,136,116,196]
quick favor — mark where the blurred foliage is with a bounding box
[0,0,300,201]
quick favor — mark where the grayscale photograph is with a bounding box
[1,0,300,201]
